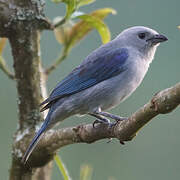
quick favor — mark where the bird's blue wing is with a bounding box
[40,48,129,108]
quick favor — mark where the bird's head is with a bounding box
[116,26,168,60]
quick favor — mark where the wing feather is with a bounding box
[40,48,129,110]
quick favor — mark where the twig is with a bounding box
[54,155,71,180]
[38,82,180,154]
[45,48,68,75]
[54,18,67,28]
[0,56,15,80]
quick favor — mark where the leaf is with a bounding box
[52,0,77,22]
[80,164,93,180]
[52,0,70,3]
[54,154,71,180]
[78,14,110,44]
[53,0,95,7]
[54,16,74,44]
[0,55,5,69]
[65,0,77,19]
[65,8,116,52]
[0,38,7,55]
[71,11,85,19]
[52,0,62,3]
[77,0,96,8]
[52,0,77,19]
[90,8,117,19]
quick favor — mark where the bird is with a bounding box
[22,26,168,163]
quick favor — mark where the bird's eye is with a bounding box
[138,33,146,39]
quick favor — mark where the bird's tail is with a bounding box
[22,121,48,164]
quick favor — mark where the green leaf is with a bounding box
[80,164,93,180]
[90,8,117,19]
[77,0,96,8]
[52,0,71,3]
[71,11,85,19]
[65,8,116,52]
[52,0,77,20]
[0,55,5,69]
[78,14,110,44]
[0,38,7,55]
[65,0,77,19]
[54,154,71,180]
[52,0,61,3]
[54,16,75,44]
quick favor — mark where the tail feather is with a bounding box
[22,123,47,164]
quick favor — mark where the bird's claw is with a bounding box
[120,140,125,145]
[92,120,117,128]
[92,117,128,128]
[107,138,113,143]
[108,122,117,128]
[93,119,102,128]
[115,117,128,122]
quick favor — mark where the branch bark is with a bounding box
[42,82,180,146]
[21,82,180,167]
[0,0,53,179]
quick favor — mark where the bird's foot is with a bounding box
[92,119,117,128]
[90,111,128,128]
[98,111,128,122]
[114,117,128,126]
[120,140,125,145]
[93,119,101,127]
[107,138,113,143]
[92,119,110,128]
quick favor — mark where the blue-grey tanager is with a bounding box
[22,26,167,163]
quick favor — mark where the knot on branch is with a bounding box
[73,124,105,144]
[150,86,180,114]
[113,119,137,142]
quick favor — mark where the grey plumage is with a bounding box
[22,26,167,163]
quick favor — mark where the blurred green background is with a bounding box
[0,0,180,179]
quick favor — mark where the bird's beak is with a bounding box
[147,34,168,44]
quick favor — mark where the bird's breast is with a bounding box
[58,56,150,114]
[100,57,149,110]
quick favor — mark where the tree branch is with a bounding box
[0,0,54,179]
[21,82,180,167]
[45,48,68,75]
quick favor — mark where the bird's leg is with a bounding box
[89,113,114,142]
[98,111,127,144]
[88,113,111,128]
[96,111,128,122]
[91,111,128,144]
